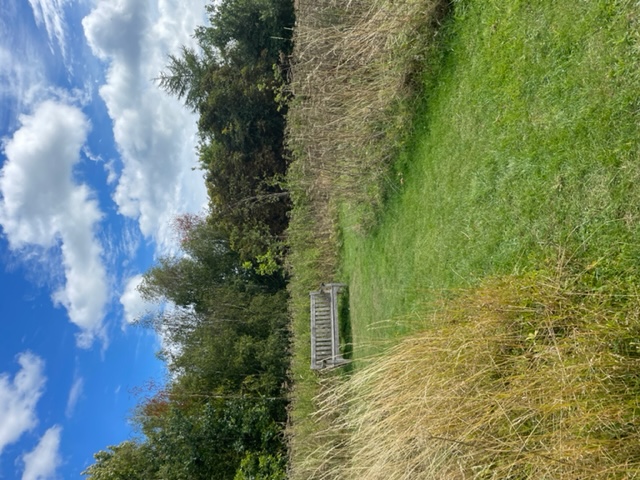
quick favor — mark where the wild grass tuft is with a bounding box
[305,268,640,479]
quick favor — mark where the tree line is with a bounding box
[83,0,294,478]
[159,0,294,267]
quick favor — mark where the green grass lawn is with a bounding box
[340,0,640,359]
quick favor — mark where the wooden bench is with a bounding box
[310,283,349,370]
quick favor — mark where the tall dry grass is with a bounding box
[285,1,448,476]
[286,0,447,244]
[303,269,640,479]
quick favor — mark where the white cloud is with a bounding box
[21,425,62,480]
[82,0,208,254]
[82,146,102,163]
[0,44,46,121]
[103,159,117,185]
[0,353,46,455]
[27,0,68,59]
[0,100,108,348]
[64,377,83,418]
[0,45,39,98]
[0,41,91,125]
[120,274,155,324]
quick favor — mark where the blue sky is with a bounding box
[0,0,208,478]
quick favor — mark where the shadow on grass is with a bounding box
[338,287,354,372]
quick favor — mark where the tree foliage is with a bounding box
[86,214,290,479]
[158,0,294,264]
[86,400,286,480]
[82,441,157,480]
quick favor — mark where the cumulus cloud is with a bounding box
[120,274,155,324]
[21,425,63,480]
[0,352,46,455]
[27,0,68,59]
[83,0,208,253]
[0,101,108,347]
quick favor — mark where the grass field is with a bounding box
[287,0,640,478]
[341,0,640,358]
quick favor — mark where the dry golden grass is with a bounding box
[286,0,446,238]
[303,269,640,479]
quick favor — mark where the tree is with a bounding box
[85,399,285,480]
[234,451,287,480]
[157,0,294,266]
[139,287,289,397]
[138,220,242,311]
[82,441,158,480]
[142,400,285,480]
[157,46,216,111]
[201,0,294,65]
[138,215,283,314]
